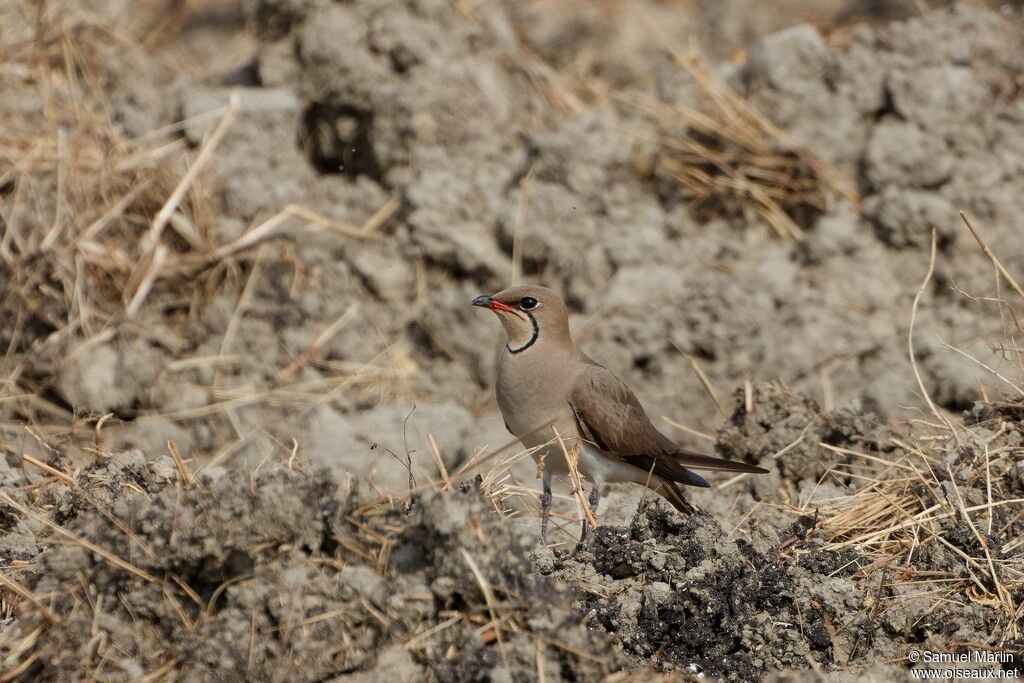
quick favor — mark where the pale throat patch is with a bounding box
[499,310,539,353]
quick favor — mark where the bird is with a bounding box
[472,285,768,542]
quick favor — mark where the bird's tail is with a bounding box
[651,478,697,513]
[674,449,769,474]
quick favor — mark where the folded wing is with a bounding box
[569,357,767,488]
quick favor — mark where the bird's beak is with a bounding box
[471,295,514,313]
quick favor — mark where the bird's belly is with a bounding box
[529,441,643,485]
[578,443,645,485]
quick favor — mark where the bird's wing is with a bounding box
[569,358,767,487]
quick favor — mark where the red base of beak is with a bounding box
[472,295,515,313]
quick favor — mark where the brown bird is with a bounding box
[472,285,768,541]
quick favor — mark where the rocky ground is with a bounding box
[1,385,1022,680]
[1,0,1023,680]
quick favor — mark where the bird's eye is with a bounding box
[519,297,538,311]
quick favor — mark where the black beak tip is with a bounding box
[471,295,493,308]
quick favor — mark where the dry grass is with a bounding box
[625,47,858,240]
[0,427,622,678]
[804,434,1024,644]
[789,220,1024,646]
[1,6,196,348]
[0,4,412,459]
[1,1,1022,679]
[0,7,213,422]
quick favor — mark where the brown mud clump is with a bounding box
[0,451,630,681]
[551,499,867,680]
[1,384,1023,680]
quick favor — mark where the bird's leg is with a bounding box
[540,470,553,544]
[580,485,600,542]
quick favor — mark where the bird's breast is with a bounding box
[495,347,578,448]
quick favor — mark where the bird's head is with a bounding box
[471,285,571,353]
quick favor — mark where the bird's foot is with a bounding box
[578,485,600,543]
[539,485,552,545]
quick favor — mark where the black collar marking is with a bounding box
[506,312,539,354]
